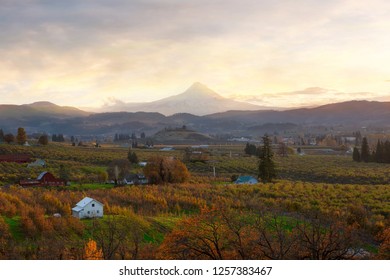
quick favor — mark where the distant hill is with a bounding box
[206,100,390,126]
[0,102,89,119]
[0,102,90,132]
[101,82,267,115]
[26,101,89,116]
[1,100,390,136]
[153,127,214,144]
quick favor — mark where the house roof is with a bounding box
[125,173,146,180]
[235,176,258,183]
[75,197,103,208]
[72,206,83,212]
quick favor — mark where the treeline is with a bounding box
[353,137,390,163]
[52,134,65,142]
[0,127,68,145]
[0,128,27,144]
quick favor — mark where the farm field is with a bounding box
[2,143,390,185]
[0,142,389,260]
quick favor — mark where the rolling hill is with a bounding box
[0,102,89,120]
[153,127,214,144]
[1,99,390,136]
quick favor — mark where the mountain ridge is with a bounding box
[1,97,390,136]
[101,82,272,115]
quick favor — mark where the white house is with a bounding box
[72,197,103,219]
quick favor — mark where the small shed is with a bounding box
[27,159,46,168]
[72,197,103,219]
[234,176,258,184]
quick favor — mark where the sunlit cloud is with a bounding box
[0,0,390,108]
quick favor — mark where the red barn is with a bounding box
[20,172,65,187]
[0,154,32,163]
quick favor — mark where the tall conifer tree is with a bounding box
[258,135,277,182]
[361,137,370,163]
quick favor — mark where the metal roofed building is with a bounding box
[72,197,104,219]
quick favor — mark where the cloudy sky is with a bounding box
[1,0,390,108]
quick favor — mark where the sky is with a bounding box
[1,0,390,109]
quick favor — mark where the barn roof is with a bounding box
[37,171,48,180]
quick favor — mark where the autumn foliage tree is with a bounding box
[144,156,190,184]
[253,213,300,259]
[90,213,149,260]
[3,133,14,144]
[38,134,49,145]
[84,239,103,260]
[0,216,11,259]
[377,227,390,259]
[159,207,229,259]
[295,210,360,260]
[107,159,131,184]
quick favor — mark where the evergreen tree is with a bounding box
[384,140,390,163]
[258,135,277,182]
[360,137,370,162]
[127,150,139,164]
[244,143,251,155]
[16,127,27,145]
[244,142,257,156]
[352,147,361,162]
[375,140,384,163]
[58,134,65,142]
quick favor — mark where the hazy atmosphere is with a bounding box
[1,1,390,267]
[1,0,390,108]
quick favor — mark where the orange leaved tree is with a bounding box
[144,156,190,184]
[84,239,103,260]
